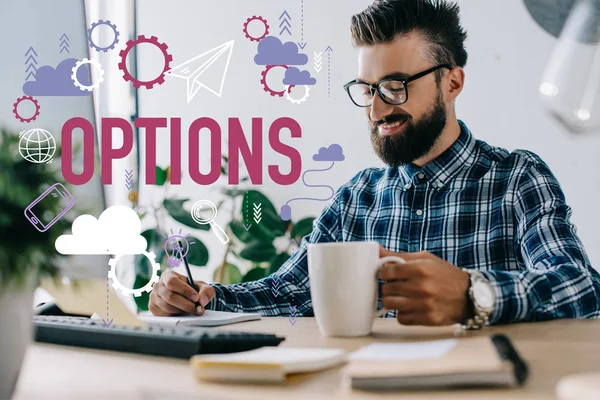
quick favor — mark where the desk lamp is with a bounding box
[526,0,600,133]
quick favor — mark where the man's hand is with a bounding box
[149,270,216,316]
[378,247,471,326]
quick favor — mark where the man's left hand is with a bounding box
[378,247,471,326]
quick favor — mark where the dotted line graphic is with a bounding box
[327,52,331,98]
[301,0,304,42]
[104,267,112,327]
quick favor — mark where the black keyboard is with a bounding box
[33,315,285,359]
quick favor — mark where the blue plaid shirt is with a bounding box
[209,120,600,324]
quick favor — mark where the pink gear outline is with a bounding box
[243,15,270,42]
[118,34,173,89]
[12,96,40,123]
[260,65,295,97]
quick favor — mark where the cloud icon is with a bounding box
[283,67,316,85]
[254,36,308,66]
[55,205,147,255]
[23,58,91,97]
[313,144,345,162]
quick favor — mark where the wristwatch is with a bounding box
[461,270,496,330]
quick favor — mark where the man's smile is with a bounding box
[378,119,408,136]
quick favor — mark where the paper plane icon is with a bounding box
[165,40,234,103]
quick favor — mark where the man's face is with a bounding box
[357,32,448,166]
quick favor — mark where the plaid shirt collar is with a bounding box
[398,120,478,189]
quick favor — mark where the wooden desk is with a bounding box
[13,318,600,400]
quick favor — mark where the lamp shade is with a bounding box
[537,0,600,132]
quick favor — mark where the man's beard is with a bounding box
[370,91,447,167]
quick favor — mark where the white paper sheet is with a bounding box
[139,310,261,327]
[348,339,457,362]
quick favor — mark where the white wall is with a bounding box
[130,0,600,280]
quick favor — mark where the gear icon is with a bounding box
[118,35,173,89]
[71,58,104,91]
[87,19,120,52]
[108,250,160,297]
[284,85,310,104]
[260,65,295,97]
[243,15,270,42]
[12,96,40,123]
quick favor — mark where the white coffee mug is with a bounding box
[307,241,406,337]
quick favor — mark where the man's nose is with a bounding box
[369,92,395,123]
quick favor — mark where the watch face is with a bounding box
[473,280,495,309]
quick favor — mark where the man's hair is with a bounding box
[350,0,468,81]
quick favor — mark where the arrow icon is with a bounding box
[289,305,298,325]
[272,275,283,297]
[243,223,252,231]
[279,10,292,36]
[103,269,113,327]
[253,203,262,224]
[25,55,37,65]
[59,33,71,54]
[125,169,133,190]
[298,0,307,50]
[25,46,38,57]
[313,52,322,73]
[326,46,333,97]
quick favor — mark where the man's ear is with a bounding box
[445,67,465,102]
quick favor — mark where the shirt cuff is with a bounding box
[476,270,529,325]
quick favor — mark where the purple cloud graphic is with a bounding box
[254,36,308,66]
[283,67,316,85]
[23,58,91,97]
[313,144,345,162]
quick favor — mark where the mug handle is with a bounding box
[373,255,407,318]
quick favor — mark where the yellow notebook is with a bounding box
[190,347,346,383]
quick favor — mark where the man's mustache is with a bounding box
[375,113,411,127]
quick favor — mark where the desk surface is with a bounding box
[14,318,600,400]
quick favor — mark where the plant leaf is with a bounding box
[242,266,267,283]
[239,241,277,262]
[141,229,163,251]
[268,252,290,275]
[163,198,210,231]
[290,217,315,242]
[213,262,242,284]
[155,166,168,186]
[242,190,288,237]
[185,236,209,266]
[229,220,253,243]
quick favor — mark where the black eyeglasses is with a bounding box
[343,64,452,107]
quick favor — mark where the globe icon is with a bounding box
[19,129,56,164]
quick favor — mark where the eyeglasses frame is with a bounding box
[343,64,453,107]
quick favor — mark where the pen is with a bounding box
[178,240,201,309]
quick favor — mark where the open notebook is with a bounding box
[139,310,261,327]
[344,335,528,390]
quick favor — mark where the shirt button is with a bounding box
[404,183,411,190]
[417,173,425,179]
[416,209,423,216]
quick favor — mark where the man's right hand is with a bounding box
[149,270,216,316]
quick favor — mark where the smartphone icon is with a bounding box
[24,183,75,232]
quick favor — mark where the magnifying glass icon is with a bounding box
[190,200,230,244]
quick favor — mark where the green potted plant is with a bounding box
[0,127,73,398]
